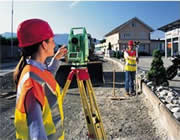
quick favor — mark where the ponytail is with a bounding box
[13,42,41,87]
[13,55,27,86]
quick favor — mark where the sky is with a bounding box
[0,1,180,40]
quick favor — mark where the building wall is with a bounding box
[165,28,180,39]
[105,33,119,51]
[150,41,165,55]
[138,43,149,53]
[119,20,150,40]
[165,28,180,57]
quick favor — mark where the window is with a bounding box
[132,22,136,27]
[139,44,145,52]
[123,33,130,38]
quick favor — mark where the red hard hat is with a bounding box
[17,19,54,48]
[128,40,134,46]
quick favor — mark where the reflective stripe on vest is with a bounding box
[125,50,137,71]
[14,65,64,140]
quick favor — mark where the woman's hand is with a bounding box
[54,45,68,60]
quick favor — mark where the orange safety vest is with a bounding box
[124,50,137,71]
[14,65,64,140]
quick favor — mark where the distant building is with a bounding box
[158,19,180,57]
[150,39,165,55]
[104,17,154,54]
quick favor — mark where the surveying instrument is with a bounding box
[134,41,140,96]
[62,27,107,139]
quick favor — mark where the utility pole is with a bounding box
[11,0,14,57]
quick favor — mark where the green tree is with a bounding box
[0,35,18,45]
[108,42,112,50]
[147,49,168,86]
[100,39,106,44]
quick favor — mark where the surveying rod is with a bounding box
[112,62,115,97]
[135,43,139,95]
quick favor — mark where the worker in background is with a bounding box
[13,19,67,140]
[124,40,138,96]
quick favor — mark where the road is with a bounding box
[138,56,172,71]
[0,61,18,76]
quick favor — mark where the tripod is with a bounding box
[62,67,107,139]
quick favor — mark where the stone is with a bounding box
[166,104,179,110]
[161,99,167,104]
[167,91,174,97]
[166,104,171,110]
[169,88,173,92]
[159,96,165,100]
[151,86,155,91]
[177,71,180,76]
[177,98,180,105]
[144,79,149,83]
[157,86,164,92]
[166,96,175,104]
[173,91,180,97]
[171,107,180,113]
[159,90,168,97]
[172,99,179,105]
[147,81,152,86]
[139,71,146,78]
[173,112,180,121]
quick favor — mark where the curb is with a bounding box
[141,82,180,140]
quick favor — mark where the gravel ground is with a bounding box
[0,60,168,140]
[63,88,168,140]
[0,73,16,140]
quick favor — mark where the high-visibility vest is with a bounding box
[14,65,64,140]
[124,50,137,71]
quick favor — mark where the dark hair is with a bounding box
[13,42,41,87]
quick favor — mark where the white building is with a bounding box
[158,19,180,57]
[104,17,154,53]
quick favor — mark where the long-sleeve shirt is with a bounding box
[25,58,61,140]
[124,50,136,61]
[26,57,61,75]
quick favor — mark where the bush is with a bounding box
[116,51,120,59]
[108,42,112,50]
[147,49,168,86]
[113,51,116,57]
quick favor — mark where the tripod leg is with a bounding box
[86,80,107,139]
[62,71,74,102]
[77,79,98,139]
[62,80,72,102]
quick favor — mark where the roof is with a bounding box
[158,19,180,32]
[104,17,154,37]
